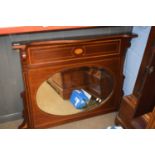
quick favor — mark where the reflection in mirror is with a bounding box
[36,67,114,116]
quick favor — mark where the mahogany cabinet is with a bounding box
[13,33,136,128]
[115,27,155,129]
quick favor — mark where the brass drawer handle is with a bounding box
[146,66,154,74]
[73,48,84,55]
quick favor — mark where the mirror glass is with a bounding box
[36,66,114,116]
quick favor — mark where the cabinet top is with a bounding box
[0,26,94,35]
[12,33,137,50]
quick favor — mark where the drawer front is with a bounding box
[27,40,120,65]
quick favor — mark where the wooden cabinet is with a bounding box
[13,33,136,128]
[115,27,155,129]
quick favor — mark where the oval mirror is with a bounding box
[36,66,114,116]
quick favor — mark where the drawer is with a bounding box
[27,40,120,65]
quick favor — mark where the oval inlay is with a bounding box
[73,48,84,55]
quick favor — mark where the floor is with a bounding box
[36,81,83,116]
[0,112,116,129]
[36,81,108,116]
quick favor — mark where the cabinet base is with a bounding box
[115,95,151,129]
[19,107,117,129]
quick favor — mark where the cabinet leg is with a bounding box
[19,91,29,129]
[18,119,28,129]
